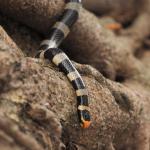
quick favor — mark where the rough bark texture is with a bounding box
[83,0,144,24]
[0,0,150,80]
[0,0,150,150]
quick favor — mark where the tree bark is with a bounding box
[0,0,149,150]
[0,25,149,150]
[0,0,150,80]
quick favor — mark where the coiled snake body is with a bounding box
[36,0,91,128]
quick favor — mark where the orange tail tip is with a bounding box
[81,121,91,129]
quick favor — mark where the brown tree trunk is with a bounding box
[0,0,150,150]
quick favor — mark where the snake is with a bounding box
[36,0,91,128]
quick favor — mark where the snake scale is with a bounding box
[36,0,91,128]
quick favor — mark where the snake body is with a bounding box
[36,0,91,128]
